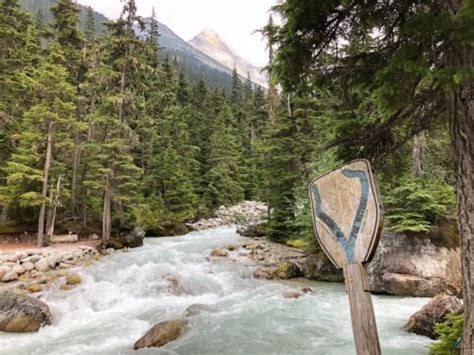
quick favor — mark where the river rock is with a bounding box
[237,223,266,237]
[34,259,50,272]
[6,254,20,263]
[0,292,52,332]
[271,261,302,279]
[46,256,58,269]
[300,253,344,282]
[12,264,26,275]
[27,284,43,293]
[133,320,187,349]
[210,248,228,257]
[120,227,145,248]
[65,274,81,285]
[21,262,35,271]
[22,255,41,264]
[282,291,302,299]
[253,267,273,279]
[2,272,18,282]
[404,294,463,339]
[97,227,145,251]
[367,232,461,297]
[0,266,11,279]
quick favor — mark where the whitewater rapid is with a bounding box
[0,226,433,354]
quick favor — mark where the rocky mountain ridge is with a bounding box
[189,28,268,88]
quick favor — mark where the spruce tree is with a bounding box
[0,0,41,221]
[204,95,245,208]
[82,0,146,239]
[2,43,76,246]
[143,58,200,232]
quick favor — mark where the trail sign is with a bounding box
[308,159,383,355]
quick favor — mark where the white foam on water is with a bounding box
[0,226,433,354]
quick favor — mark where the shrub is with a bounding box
[383,177,456,233]
[430,314,463,355]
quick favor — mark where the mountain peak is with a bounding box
[190,28,232,54]
[189,29,268,87]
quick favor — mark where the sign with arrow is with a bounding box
[308,159,383,355]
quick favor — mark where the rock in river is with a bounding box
[0,292,52,332]
[210,248,228,257]
[65,274,81,286]
[300,253,343,282]
[134,320,187,349]
[97,227,145,251]
[404,294,463,339]
[367,231,461,297]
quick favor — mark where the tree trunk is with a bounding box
[37,121,53,248]
[451,73,474,355]
[444,2,474,351]
[411,133,425,178]
[70,131,81,218]
[46,175,61,240]
[447,20,474,355]
[102,172,112,240]
[0,203,8,223]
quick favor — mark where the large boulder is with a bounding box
[367,232,461,297]
[253,262,302,280]
[97,227,145,251]
[300,253,344,282]
[120,227,145,248]
[133,320,187,350]
[404,294,463,339]
[271,261,302,279]
[0,292,52,332]
[237,223,266,237]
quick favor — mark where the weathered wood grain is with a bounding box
[308,159,383,268]
[344,263,381,355]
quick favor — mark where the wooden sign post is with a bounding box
[308,159,383,355]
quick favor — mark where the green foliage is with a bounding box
[430,314,464,355]
[383,178,456,233]
[204,97,245,208]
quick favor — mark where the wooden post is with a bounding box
[308,160,384,353]
[343,263,381,355]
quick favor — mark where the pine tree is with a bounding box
[143,57,200,232]
[2,43,76,247]
[263,98,301,243]
[84,6,96,39]
[82,1,146,239]
[0,0,41,221]
[49,0,87,219]
[204,95,245,208]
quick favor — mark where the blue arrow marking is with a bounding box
[311,169,369,263]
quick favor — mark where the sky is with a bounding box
[76,0,277,67]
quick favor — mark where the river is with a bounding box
[0,226,433,354]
